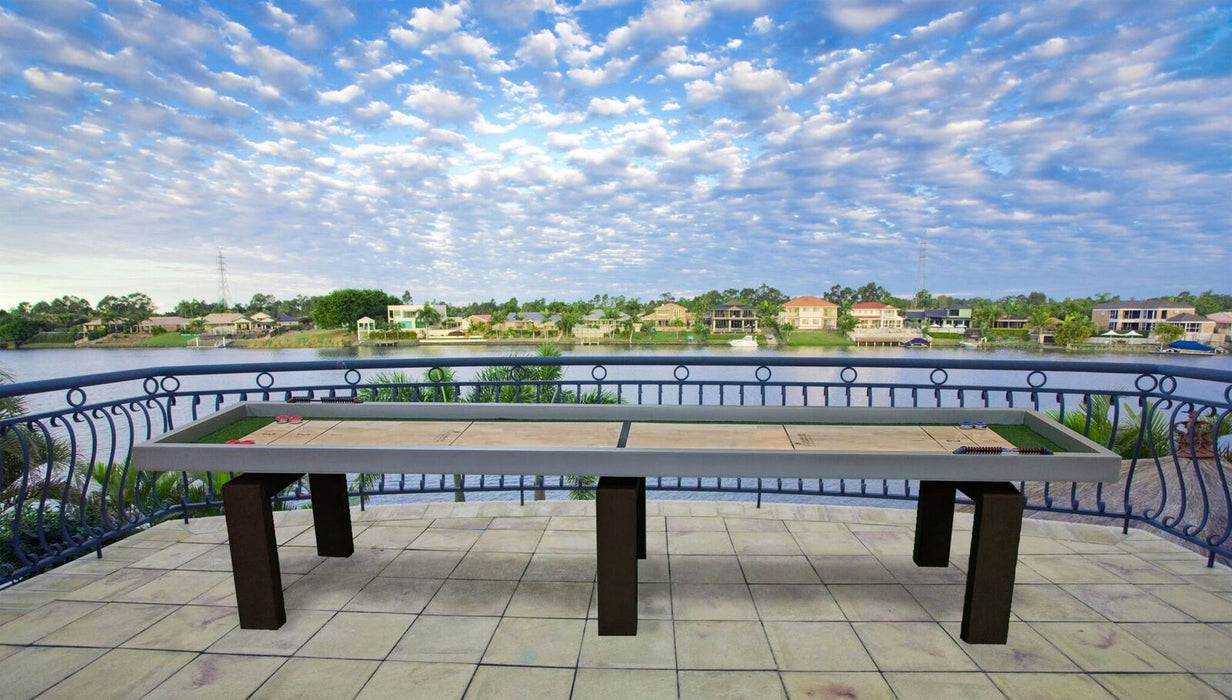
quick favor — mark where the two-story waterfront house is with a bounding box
[1091,300,1197,337]
[387,304,449,331]
[777,296,838,330]
[852,302,905,329]
[640,303,692,329]
[706,303,759,334]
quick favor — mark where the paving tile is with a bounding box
[808,555,895,583]
[383,549,465,578]
[537,530,597,553]
[880,554,968,584]
[678,670,786,699]
[940,621,1078,672]
[388,615,499,663]
[207,610,334,656]
[585,582,673,620]
[357,661,475,700]
[1028,622,1183,672]
[667,530,734,555]
[849,526,916,557]
[882,672,1003,699]
[674,620,775,670]
[116,569,231,604]
[1062,584,1192,622]
[780,672,895,700]
[1016,535,1077,554]
[283,573,373,610]
[639,554,670,582]
[38,602,176,647]
[422,579,516,616]
[1182,572,1232,592]
[188,573,301,607]
[353,524,427,549]
[749,584,844,621]
[430,517,493,530]
[548,515,597,531]
[506,580,592,618]
[0,645,107,698]
[1121,622,1232,674]
[8,572,103,592]
[764,621,877,671]
[344,576,443,614]
[1197,674,1232,697]
[577,618,675,669]
[669,555,745,583]
[522,552,595,581]
[451,551,532,580]
[144,653,286,699]
[672,583,759,620]
[904,583,968,621]
[788,522,871,555]
[0,600,103,644]
[55,567,164,602]
[571,668,677,699]
[853,622,978,672]
[740,555,821,584]
[1019,555,1130,584]
[41,648,194,700]
[297,611,415,660]
[1139,584,1232,622]
[252,657,379,699]
[411,528,482,551]
[488,515,549,530]
[470,528,543,553]
[276,546,328,574]
[1010,584,1106,621]
[988,671,1114,699]
[312,546,401,576]
[725,517,788,533]
[1086,553,1186,584]
[482,617,585,667]
[729,531,803,555]
[1092,672,1226,700]
[666,516,727,532]
[830,584,932,621]
[128,542,218,569]
[122,605,238,651]
[463,665,574,700]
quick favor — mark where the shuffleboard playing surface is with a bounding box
[232,419,1017,453]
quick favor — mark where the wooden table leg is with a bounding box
[308,473,354,558]
[913,480,956,567]
[222,473,302,630]
[636,476,647,560]
[597,476,639,635]
[958,482,1024,644]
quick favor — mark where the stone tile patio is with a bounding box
[2,499,1232,699]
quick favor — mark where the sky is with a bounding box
[0,0,1229,312]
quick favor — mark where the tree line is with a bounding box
[2,285,1228,345]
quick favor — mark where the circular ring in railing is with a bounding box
[344,369,361,386]
[1225,385,1232,405]
[755,365,772,383]
[427,366,445,383]
[840,366,857,384]
[591,365,608,381]
[142,377,159,395]
[1134,373,1158,393]
[929,368,948,385]
[160,376,181,393]
[1026,370,1047,389]
[66,387,86,408]
[1159,375,1177,395]
[255,372,275,389]
[674,365,689,382]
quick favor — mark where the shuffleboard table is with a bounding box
[133,402,1120,645]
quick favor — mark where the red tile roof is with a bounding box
[784,296,838,308]
[852,302,893,309]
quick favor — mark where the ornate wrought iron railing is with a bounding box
[2,354,1229,584]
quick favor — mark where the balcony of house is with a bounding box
[1,356,1230,697]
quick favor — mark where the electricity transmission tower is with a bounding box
[216,248,232,310]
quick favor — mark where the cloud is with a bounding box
[390,2,466,47]
[22,67,81,95]
[587,95,647,116]
[402,83,479,123]
[319,84,363,104]
[605,0,712,51]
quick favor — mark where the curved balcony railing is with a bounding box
[1,354,1229,585]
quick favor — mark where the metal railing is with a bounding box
[2,354,1229,584]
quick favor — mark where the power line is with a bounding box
[917,234,927,293]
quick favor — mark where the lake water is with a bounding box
[3,343,1229,507]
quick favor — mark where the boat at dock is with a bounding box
[729,335,758,348]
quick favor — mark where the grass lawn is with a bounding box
[135,332,201,347]
[241,329,352,348]
[781,331,851,347]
